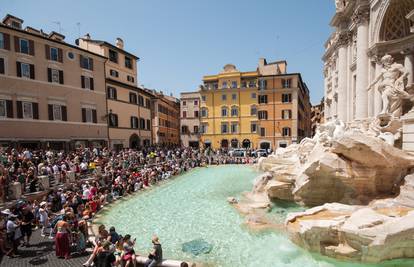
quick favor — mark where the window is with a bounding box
[222,94,227,101]
[201,108,208,117]
[231,106,238,117]
[282,93,292,103]
[181,125,189,134]
[0,100,6,118]
[231,81,237,88]
[282,109,292,119]
[81,108,97,123]
[0,33,4,49]
[282,78,291,88]
[125,56,132,69]
[129,93,137,104]
[109,49,118,63]
[146,119,151,130]
[110,69,119,77]
[221,123,228,134]
[241,81,247,88]
[251,122,257,133]
[201,95,206,102]
[194,110,199,118]
[52,105,62,121]
[107,87,117,99]
[260,127,266,137]
[251,92,257,99]
[21,63,30,79]
[51,69,59,83]
[22,102,33,119]
[250,105,257,116]
[20,38,29,54]
[201,123,208,134]
[282,127,291,136]
[127,75,134,83]
[194,100,198,106]
[222,82,227,89]
[131,117,138,128]
[0,58,4,74]
[50,47,58,61]
[249,80,256,88]
[67,51,75,60]
[221,107,228,117]
[108,113,118,126]
[183,101,186,106]
[81,76,94,90]
[138,95,144,106]
[258,79,267,90]
[232,94,237,100]
[80,55,93,70]
[258,95,268,104]
[139,118,146,129]
[194,125,199,133]
[182,111,187,118]
[258,110,268,120]
[231,123,238,133]
[145,99,150,108]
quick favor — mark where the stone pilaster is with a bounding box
[336,31,351,122]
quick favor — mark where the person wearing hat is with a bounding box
[144,235,163,267]
[6,212,21,255]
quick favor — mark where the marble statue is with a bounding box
[335,0,347,11]
[368,54,412,117]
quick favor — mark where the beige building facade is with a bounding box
[78,36,152,149]
[180,92,200,148]
[0,14,108,150]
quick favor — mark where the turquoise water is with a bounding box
[96,165,414,267]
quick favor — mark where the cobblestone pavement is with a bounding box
[0,229,89,267]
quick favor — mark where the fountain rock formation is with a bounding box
[256,117,414,207]
[286,174,414,263]
[248,115,414,262]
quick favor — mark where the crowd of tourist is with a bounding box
[0,145,256,265]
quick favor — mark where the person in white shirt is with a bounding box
[38,202,50,237]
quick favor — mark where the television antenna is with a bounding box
[52,21,62,33]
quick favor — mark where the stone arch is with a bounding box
[379,0,414,41]
[259,140,271,150]
[230,138,239,148]
[129,134,140,149]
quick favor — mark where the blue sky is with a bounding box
[1,0,334,104]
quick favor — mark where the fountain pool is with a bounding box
[95,165,414,267]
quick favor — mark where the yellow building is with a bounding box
[199,58,311,150]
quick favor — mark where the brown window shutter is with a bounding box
[81,108,86,122]
[0,58,4,74]
[29,40,35,56]
[81,75,85,88]
[14,36,20,52]
[92,109,97,123]
[32,102,39,119]
[48,104,53,120]
[29,64,35,79]
[62,106,67,121]
[90,77,94,90]
[6,100,13,118]
[113,87,116,98]
[16,101,22,118]
[3,33,10,50]
[16,62,21,77]
[45,44,50,60]
[59,70,64,84]
[79,55,84,68]
[130,117,133,128]
[89,58,94,71]
[47,68,52,82]
[58,48,63,63]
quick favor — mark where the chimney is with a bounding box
[115,38,124,49]
[258,58,267,67]
[84,33,91,40]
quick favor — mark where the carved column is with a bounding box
[336,31,350,122]
[353,7,370,119]
[373,56,383,116]
[403,50,414,87]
